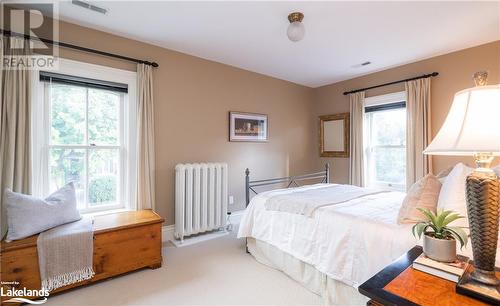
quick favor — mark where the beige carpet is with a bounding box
[45,231,322,305]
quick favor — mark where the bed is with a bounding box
[237,165,418,305]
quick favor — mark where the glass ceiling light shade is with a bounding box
[423,84,500,156]
[287,12,305,42]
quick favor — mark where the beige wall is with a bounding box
[24,13,500,224]
[313,41,500,183]
[42,20,317,224]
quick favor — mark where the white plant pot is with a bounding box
[423,234,457,262]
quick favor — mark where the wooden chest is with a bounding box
[1,210,164,302]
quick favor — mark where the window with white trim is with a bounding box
[364,92,407,191]
[32,59,137,213]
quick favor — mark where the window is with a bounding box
[364,92,406,191]
[32,59,137,213]
[47,83,123,210]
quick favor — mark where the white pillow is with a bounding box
[436,166,453,184]
[437,163,474,228]
[4,183,82,241]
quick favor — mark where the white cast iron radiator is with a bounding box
[175,163,228,242]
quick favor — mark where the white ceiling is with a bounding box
[51,1,499,87]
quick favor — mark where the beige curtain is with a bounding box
[349,92,365,187]
[405,78,432,188]
[0,36,32,237]
[136,64,156,210]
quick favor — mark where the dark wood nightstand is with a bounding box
[358,246,495,306]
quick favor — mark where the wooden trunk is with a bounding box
[1,210,164,303]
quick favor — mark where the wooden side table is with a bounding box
[359,246,495,306]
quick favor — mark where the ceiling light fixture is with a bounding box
[287,12,305,42]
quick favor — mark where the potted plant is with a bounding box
[412,208,468,262]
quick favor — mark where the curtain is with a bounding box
[349,92,365,187]
[405,77,432,188]
[136,63,156,210]
[0,36,32,237]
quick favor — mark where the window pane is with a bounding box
[364,106,406,190]
[89,149,119,206]
[370,108,406,146]
[373,147,406,185]
[88,88,120,146]
[50,84,86,145]
[49,148,86,209]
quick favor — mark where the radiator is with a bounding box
[174,163,228,241]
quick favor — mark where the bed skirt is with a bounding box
[247,238,368,306]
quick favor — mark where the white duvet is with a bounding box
[238,184,417,287]
[264,183,388,217]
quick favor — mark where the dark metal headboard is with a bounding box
[245,164,330,207]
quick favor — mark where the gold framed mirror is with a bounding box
[319,113,350,158]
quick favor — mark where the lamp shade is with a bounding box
[424,85,500,156]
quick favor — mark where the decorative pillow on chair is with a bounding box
[436,163,474,228]
[397,174,442,224]
[4,182,82,241]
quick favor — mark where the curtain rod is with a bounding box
[1,29,159,68]
[342,72,438,95]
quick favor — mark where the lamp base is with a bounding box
[466,170,500,285]
[456,264,500,304]
[472,268,500,286]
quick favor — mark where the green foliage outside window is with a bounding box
[89,175,117,204]
[368,108,406,185]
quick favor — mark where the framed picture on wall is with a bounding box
[229,112,268,142]
[319,113,350,157]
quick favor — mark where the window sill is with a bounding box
[369,186,405,192]
[82,208,132,218]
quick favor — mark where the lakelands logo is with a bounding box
[1,281,49,304]
[1,0,59,70]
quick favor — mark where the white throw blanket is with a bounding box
[264,184,389,217]
[37,216,95,292]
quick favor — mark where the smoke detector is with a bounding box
[71,0,108,15]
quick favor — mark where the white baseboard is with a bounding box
[161,209,245,244]
[170,230,229,247]
[162,224,175,243]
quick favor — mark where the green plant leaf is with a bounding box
[412,223,418,237]
[435,210,453,228]
[417,208,437,225]
[412,223,430,239]
[441,213,464,227]
[411,209,467,244]
[447,230,464,248]
[447,227,469,249]
[428,223,439,235]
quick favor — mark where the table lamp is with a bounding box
[424,72,500,291]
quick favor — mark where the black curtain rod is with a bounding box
[1,29,159,68]
[343,72,438,95]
